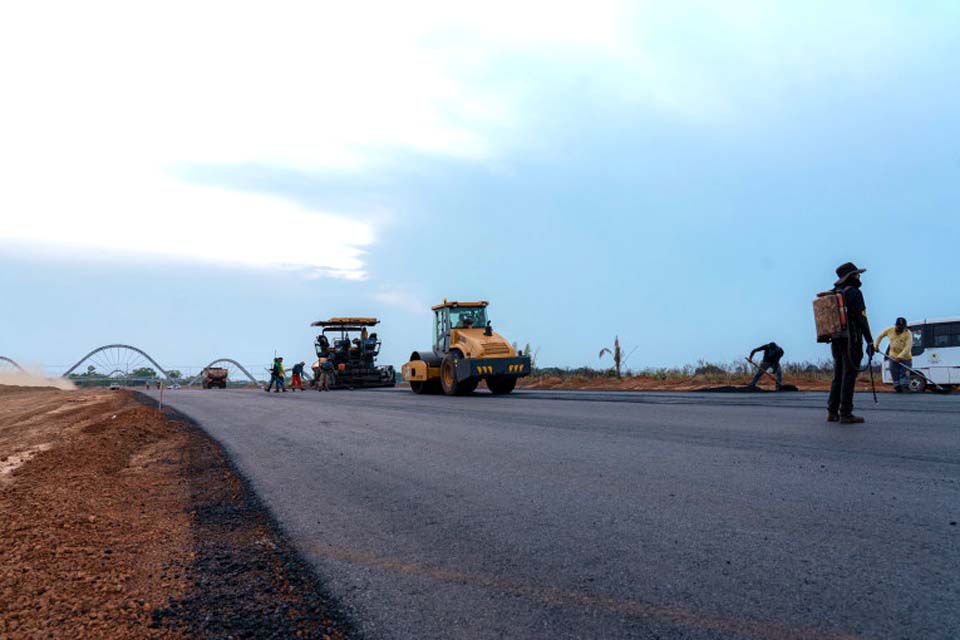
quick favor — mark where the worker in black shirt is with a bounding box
[827,262,875,424]
[747,342,784,390]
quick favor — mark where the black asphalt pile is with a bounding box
[699,384,799,393]
[135,393,357,640]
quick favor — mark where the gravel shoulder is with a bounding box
[0,386,355,639]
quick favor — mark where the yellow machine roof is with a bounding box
[310,317,380,327]
[431,300,489,311]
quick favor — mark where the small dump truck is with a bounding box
[309,317,396,389]
[201,367,228,389]
[402,299,530,395]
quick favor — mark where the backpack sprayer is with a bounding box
[814,290,879,403]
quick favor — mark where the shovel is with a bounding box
[745,358,799,392]
[877,352,948,393]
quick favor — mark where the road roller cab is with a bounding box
[402,300,531,395]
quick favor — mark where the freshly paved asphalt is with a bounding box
[145,388,960,640]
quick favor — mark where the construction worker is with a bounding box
[266,357,286,393]
[316,334,330,357]
[875,317,913,392]
[318,357,334,391]
[827,262,875,424]
[291,361,305,391]
[747,342,784,390]
[363,332,378,365]
[265,358,278,392]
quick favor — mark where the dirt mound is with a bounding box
[0,389,352,639]
[0,384,64,393]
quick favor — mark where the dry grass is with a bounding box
[520,360,882,392]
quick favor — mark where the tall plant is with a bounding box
[599,336,623,379]
[524,343,541,368]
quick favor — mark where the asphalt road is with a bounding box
[145,388,960,640]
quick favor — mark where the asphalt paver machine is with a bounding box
[310,317,396,389]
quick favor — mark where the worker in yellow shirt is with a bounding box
[875,317,913,392]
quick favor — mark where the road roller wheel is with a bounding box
[441,353,463,396]
[486,376,517,395]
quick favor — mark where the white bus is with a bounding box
[882,317,960,392]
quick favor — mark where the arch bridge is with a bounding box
[0,356,27,373]
[63,344,171,379]
[9,345,261,386]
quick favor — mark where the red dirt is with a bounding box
[0,387,191,638]
[0,386,350,639]
[517,373,886,392]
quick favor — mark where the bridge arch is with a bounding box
[0,356,27,373]
[188,359,260,386]
[63,344,170,379]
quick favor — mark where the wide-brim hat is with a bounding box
[834,262,866,287]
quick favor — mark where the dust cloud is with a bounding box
[0,365,75,390]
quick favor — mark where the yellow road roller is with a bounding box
[401,299,531,395]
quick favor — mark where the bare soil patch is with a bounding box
[0,386,353,639]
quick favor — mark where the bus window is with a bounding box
[910,327,925,357]
[933,323,960,348]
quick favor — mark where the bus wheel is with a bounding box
[907,375,926,393]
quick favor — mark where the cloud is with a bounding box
[0,0,952,275]
[0,1,506,171]
[0,1,945,172]
[0,0,507,273]
[0,166,374,278]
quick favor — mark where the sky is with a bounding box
[1,0,958,378]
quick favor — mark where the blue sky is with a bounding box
[1,1,958,377]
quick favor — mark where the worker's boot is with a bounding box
[839,414,865,424]
[826,412,839,422]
